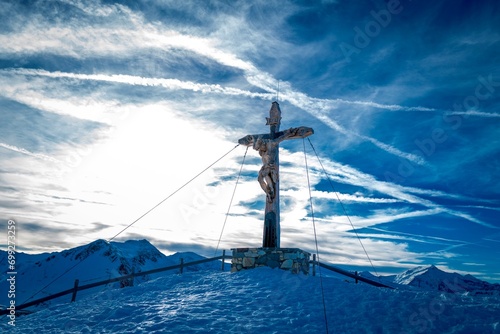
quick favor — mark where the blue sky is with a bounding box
[1,0,499,282]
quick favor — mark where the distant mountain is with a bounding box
[0,239,221,308]
[394,265,500,295]
[362,265,500,295]
[4,238,499,315]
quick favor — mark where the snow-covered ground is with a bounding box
[2,267,500,333]
[2,240,499,333]
[0,239,219,309]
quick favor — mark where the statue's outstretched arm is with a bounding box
[238,134,254,146]
[278,126,314,142]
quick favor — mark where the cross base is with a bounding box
[231,247,311,274]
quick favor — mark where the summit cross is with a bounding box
[238,101,314,248]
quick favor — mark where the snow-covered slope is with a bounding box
[2,267,499,334]
[0,239,220,308]
[2,240,500,333]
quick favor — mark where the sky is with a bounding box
[0,0,499,282]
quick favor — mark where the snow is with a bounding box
[2,240,500,333]
[2,268,500,333]
[0,239,219,309]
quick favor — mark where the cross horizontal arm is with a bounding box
[238,126,314,146]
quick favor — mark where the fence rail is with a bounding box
[311,258,394,289]
[0,251,230,316]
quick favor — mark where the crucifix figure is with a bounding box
[238,101,314,248]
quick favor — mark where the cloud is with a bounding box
[0,3,439,165]
[462,262,486,266]
[57,0,119,17]
[0,76,123,124]
[298,149,497,228]
[2,66,432,169]
[349,208,444,229]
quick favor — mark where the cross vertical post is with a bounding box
[263,101,282,248]
[238,101,314,248]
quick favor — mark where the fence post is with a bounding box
[221,250,225,271]
[180,258,184,274]
[312,254,316,277]
[71,279,79,302]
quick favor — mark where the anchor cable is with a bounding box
[307,138,379,277]
[214,146,249,256]
[21,144,240,305]
[303,138,329,334]
[108,144,240,242]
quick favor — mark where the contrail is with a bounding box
[0,142,61,163]
[2,68,273,100]
[5,67,429,165]
[282,92,427,165]
[1,14,440,164]
[325,98,437,112]
[312,155,495,228]
[0,21,438,114]
[446,111,500,118]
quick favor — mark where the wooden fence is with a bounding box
[0,251,394,316]
[0,251,230,316]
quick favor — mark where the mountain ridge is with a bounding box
[361,264,500,295]
[0,238,219,308]
[2,239,498,311]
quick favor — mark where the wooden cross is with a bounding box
[238,102,314,248]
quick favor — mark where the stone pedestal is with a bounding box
[231,248,310,274]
